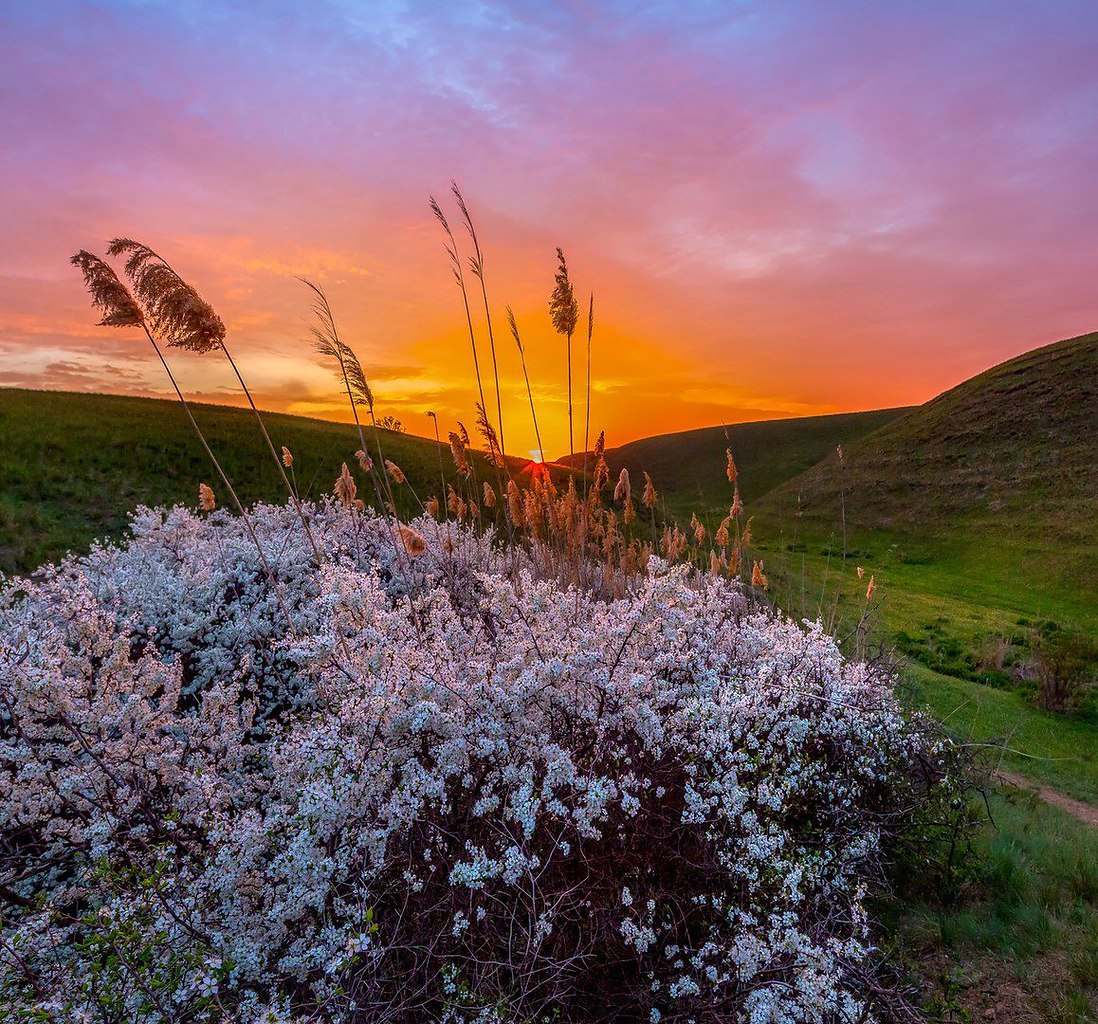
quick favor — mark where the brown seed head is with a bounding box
[70,250,145,328]
[398,524,427,557]
[198,483,216,511]
[334,462,357,508]
[725,448,738,484]
[356,449,373,473]
[549,247,579,338]
[384,459,406,484]
[281,445,294,467]
[106,239,225,353]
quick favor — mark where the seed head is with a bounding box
[334,463,357,508]
[70,250,144,328]
[398,524,427,557]
[198,483,216,511]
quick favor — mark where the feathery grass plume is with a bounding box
[106,239,224,352]
[385,459,407,485]
[730,485,744,519]
[752,560,769,590]
[110,242,321,563]
[613,467,631,504]
[741,517,753,548]
[425,496,440,519]
[430,194,490,439]
[623,496,636,524]
[725,448,738,484]
[715,520,730,548]
[641,472,658,510]
[70,251,145,327]
[72,249,296,634]
[483,481,497,508]
[398,524,427,557]
[856,566,865,579]
[335,463,357,508]
[453,182,506,458]
[866,575,877,601]
[198,483,216,511]
[507,480,524,527]
[475,401,505,469]
[304,279,375,415]
[508,305,545,461]
[356,449,373,472]
[549,247,579,457]
[691,513,706,544]
[710,549,722,575]
[281,446,294,467]
[457,421,471,448]
[448,432,471,478]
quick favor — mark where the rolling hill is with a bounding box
[0,389,518,573]
[561,407,911,516]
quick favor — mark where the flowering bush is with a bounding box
[0,502,950,1022]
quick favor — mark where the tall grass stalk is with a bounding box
[452,183,506,460]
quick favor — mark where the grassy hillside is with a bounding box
[0,388,516,573]
[563,407,910,516]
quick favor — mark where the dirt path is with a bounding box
[996,771,1098,828]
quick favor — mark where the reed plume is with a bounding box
[335,463,357,508]
[198,483,216,511]
[642,472,658,510]
[385,460,407,485]
[483,481,497,508]
[613,468,631,504]
[70,251,144,327]
[476,401,505,469]
[726,449,738,484]
[398,524,427,557]
[281,446,294,467]
[105,239,224,351]
[71,248,295,634]
[549,248,579,458]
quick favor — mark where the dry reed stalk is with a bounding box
[452,183,506,459]
[430,196,491,445]
[507,306,545,461]
[107,240,324,565]
[301,278,398,518]
[71,249,296,634]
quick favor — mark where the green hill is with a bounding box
[0,389,512,573]
[562,407,911,517]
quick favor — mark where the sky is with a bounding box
[1,0,1096,460]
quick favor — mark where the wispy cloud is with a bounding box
[1,0,1095,454]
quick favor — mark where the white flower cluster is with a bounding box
[0,501,949,1022]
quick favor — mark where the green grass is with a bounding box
[564,406,910,513]
[888,793,1098,1021]
[0,388,534,573]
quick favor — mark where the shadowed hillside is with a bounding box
[562,407,911,517]
[758,332,1098,536]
